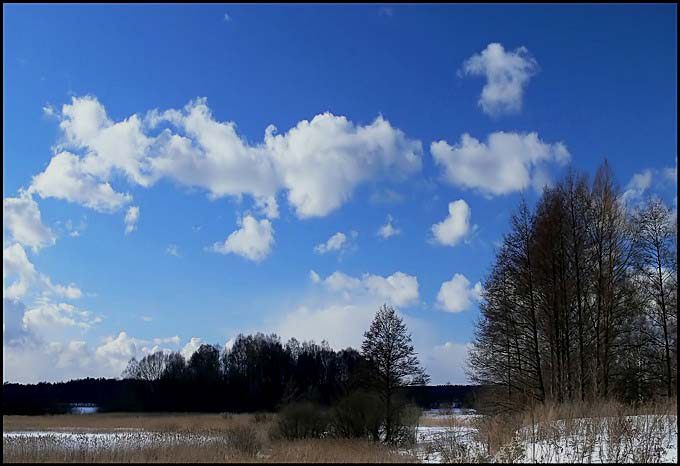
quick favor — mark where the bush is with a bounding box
[253,412,271,424]
[391,403,422,447]
[274,401,329,440]
[331,390,383,440]
[224,424,262,457]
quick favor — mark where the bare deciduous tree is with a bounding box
[361,304,429,443]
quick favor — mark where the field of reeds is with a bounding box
[2,412,416,463]
[4,399,677,463]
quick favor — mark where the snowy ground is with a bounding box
[412,410,678,464]
[3,430,228,451]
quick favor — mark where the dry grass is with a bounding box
[3,412,257,433]
[268,438,416,463]
[3,412,418,463]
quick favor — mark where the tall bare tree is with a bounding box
[633,197,678,397]
[361,304,429,443]
[121,351,170,381]
[468,161,676,408]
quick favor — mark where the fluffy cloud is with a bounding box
[153,335,181,346]
[275,303,374,350]
[4,298,184,383]
[314,232,347,254]
[421,341,472,385]
[363,272,420,308]
[265,113,422,217]
[124,206,140,234]
[436,273,483,313]
[431,131,570,196]
[33,96,422,220]
[41,277,83,300]
[313,270,419,307]
[59,96,154,186]
[377,214,401,238]
[181,337,204,359]
[3,243,82,301]
[91,331,182,377]
[323,271,363,292]
[621,169,653,207]
[30,151,132,212]
[210,215,274,262]
[431,200,473,246]
[3,191,56,252]
[94,332,146,375]
[146,98,279,207]
[461,42,539,116]
[3,243,37,300]
[22,300,100,340]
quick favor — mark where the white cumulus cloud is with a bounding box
[265,113,422,217]
[3,243,82,301]
[431,200,474,246]
[30,151,132,212]
[461,42,539,116]
[313,270,419,308]
[210,215,274,262]
[22,300,99,338]
[3,243,38,300]
[431,131,570,197]
[436,273,483,313]
[181,337,204,360]
[314,232,347,254]
[34,96,422,220]
[3,191,56,252]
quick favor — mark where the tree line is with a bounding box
[5,306,445,445]
[121,333,365,412]
[468,161,677,409]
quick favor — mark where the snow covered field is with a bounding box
[412,409,678,463]
[3,429,229,451]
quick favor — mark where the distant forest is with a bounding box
[3,332,476,415]
[469,161,677,409]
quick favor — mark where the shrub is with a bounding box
[331,390,383,440]
[224,424,262,457]
[391,403,422,447]
[253,412,271,424]
[274,401,329,440]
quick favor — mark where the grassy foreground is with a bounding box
[2,412,416,463]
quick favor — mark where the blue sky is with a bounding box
[3,4,677,384]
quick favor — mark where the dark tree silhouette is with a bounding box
[122,351,169,381]
[468,161,677,409]
[361,304,429,443]
[188,344,221,381]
